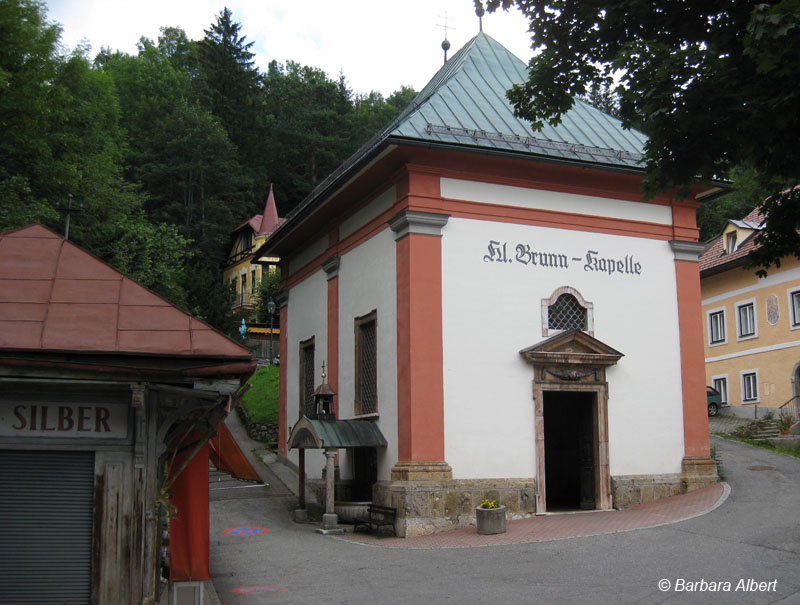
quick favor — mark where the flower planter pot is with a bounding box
[476,505,506,535]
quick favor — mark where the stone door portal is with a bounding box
[520,330,623,514]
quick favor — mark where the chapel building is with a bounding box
[258,33,721,536]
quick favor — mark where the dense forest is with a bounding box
[2,1,762,336]
[0,0,416,332]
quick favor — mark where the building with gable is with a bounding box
[0,224,255,603]
[258,33,721,536]
[700,207,800,416]
[223,184,285,319]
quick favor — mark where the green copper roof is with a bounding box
[388,33,646,167]
[266,33,649,247]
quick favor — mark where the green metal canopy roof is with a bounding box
[287,416,388,450]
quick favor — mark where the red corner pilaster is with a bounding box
[671,241,711,459]
[389,209,452,480]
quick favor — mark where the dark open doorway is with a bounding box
[543,391,597,511]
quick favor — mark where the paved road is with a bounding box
[209,436,800,604]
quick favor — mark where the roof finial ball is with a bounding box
[476,5,485,33]
[441,38,451,64]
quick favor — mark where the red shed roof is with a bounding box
[0,224,253,361]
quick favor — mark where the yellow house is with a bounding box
[222,184,284,322]
[700,208,800,415]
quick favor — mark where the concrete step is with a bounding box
[752,420,780,438]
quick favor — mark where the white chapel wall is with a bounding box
[337,227,398,481]
[285,269,328,477]
[441,194,685,480]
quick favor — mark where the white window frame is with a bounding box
[725,231,737,254]
[707,307,727,346]
[711,375,729,405]
[735,298,758,341]
[741,369,760,404]
[788,288,800,330]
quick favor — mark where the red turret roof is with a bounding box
[0,224,254,367]
[233,185,286,236]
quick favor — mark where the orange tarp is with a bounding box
[209,421,261,482]
[169,433,210,582]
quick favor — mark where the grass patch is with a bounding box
[722,435,800,460]
[241,366,280,424]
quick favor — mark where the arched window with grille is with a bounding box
[541,287,594,337]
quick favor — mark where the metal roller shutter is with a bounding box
[0,450,94,605]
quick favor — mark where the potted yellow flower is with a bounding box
[476,499,506,535]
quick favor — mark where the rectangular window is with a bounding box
[240,274,247,306]
[299,337,315,417]
[742,371,759,403]
[736,301,756,339]
[725,231,737,254]
[791,290,800,327]
[712,376,728,405]
[354,310,378,416]
[251,269,257,303]
[708,309,726,345]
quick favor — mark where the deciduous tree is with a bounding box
[480,0,800,270]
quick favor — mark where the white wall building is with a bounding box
[261,33,720,536]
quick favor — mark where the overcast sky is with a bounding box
[44,0,534,97]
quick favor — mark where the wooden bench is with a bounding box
[352,504,397,537]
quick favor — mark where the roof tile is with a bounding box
[0,279,52,303]
[118,330,193,355]
[0,303,47,321]
[0,320,43,348]
[118,305,190,331]
[41,303,119,351]
[51,279,121,303]
[55,243,121,280]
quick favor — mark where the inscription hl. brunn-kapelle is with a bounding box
[483,240,643,277]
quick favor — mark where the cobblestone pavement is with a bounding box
[708,413,753,435]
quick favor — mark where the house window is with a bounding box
[354,310,378,416]
[548,294,587,331]
[736,300,757,339]
[299,337,315,417]
[725,232,737,254]
[712,376,728,405]
[240,274,247,306]
[251,269,258,303]
[742,371,759,403]
[790,290,800,328]
[708,309,726,345]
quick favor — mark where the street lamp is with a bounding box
[267,298,276,364]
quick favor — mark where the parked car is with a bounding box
[707,386,722,416]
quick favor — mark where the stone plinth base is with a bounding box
[612,461,719,509]
[681,456,719,493]
[612,474,683,509]
[322,513,339,529]
[373,477,536,537]
[390,461,453,481]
